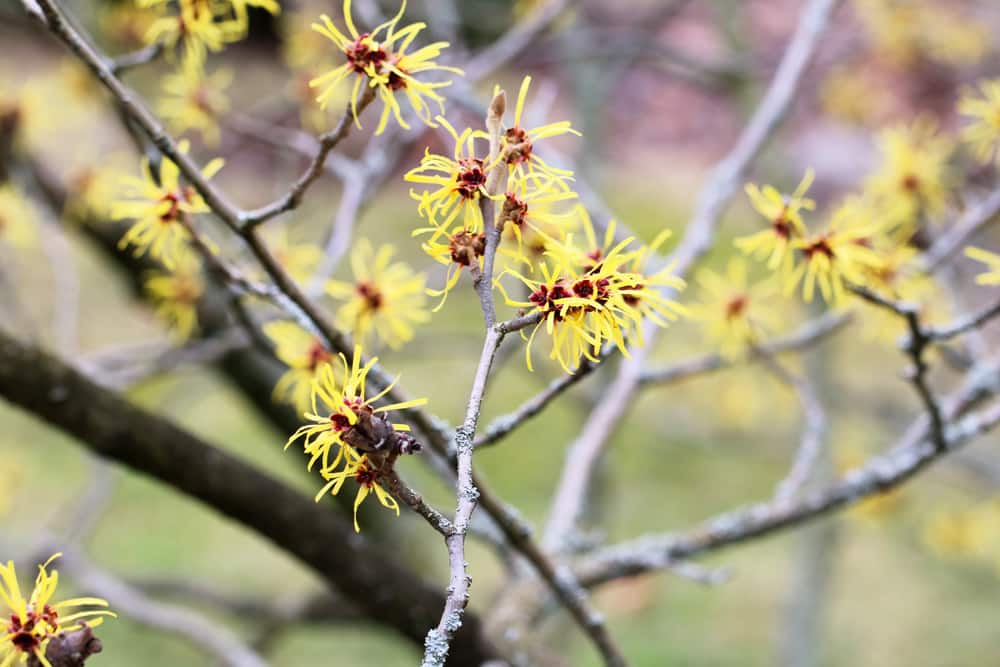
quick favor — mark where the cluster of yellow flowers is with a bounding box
[691,73,1000,358]
[282,345,426,531]
[1,555,115,667]
[401,76,686,372]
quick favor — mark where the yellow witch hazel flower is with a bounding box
[419,228,486,311]
[865,118,952,231]
[285,345,427,531]
[314,454,400,533]
[786,198,885,305]
[406,116,493,236]
[500,76,580,184]
[262,225,322,284]
[498,221,686,373]
[310,0,462,135]
[0,186,38,249]
[735,169,815,273]
[922,503,1000,561]
[958,78,1000,164]
[263,320,333,414]
[965,246,1000,286]
[496,174,579,271]
[853,0,989,68]
[686,257,781,360]
[325,239,428,350]
[112,142,223,270]
[1,554,115,667]
[157,61,232,146]
[143,0,244,69]
[143,252,204,341]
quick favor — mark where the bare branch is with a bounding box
[756,354,828,502]
[109,43,163,75]
[475,352,609,449]
[919,187,1000,273]
[384,472,456,537]
[851,286,946,451]
[639,311,851,386]
[48,546,270,667]
[241,90,375,228]
[574,398,1000,589]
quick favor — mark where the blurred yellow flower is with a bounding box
[0,185,38,249]
[113,142,223,270]
[262,225,323,284]
[263,320,333,414]
[735,169,815,273]
[64,165,121,223]
[865,119,952,231]
[922,505,998,560]
[310,0,462,134]
[686,257,781,360]
[965,246,1000,286]
[786,200,884,305]
[958,78,1000,164]
[143,253,204,341]
[325,239,429,349]
[1,554,115,667]
[157,62,232,146]
[853,0,988,68]
[144,0,243,69]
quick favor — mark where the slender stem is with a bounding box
[241,88,375,228]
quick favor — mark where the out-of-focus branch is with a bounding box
[241,88,375,228]
[541,0,842,554]
[757,354,828,502]
[43,546,271,667]
[109,43,163,75]
[919,187,1000,273]
[639,311,851,386]
[851,286,946,451]
[0,329,503,665]
[474,352,609,449]
[463,0,572,81]
[573,396,1000,589]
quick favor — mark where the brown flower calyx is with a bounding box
[454,158,487,199]
[449,230,486,266]
[339,404,421,459]
[503,126,532,165]
[501,192,528,227]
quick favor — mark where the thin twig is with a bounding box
[919,187,1000,273]
[639,311,851,386]
[384,472,455,537]
[48,546,271,667]
[756,353,828,502]
[241,89,375,228]
[109,43,163,75]
[573,398,1000,589]
[851,285,946,451]
[474,351,610,449]
[927,297,1000,342]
